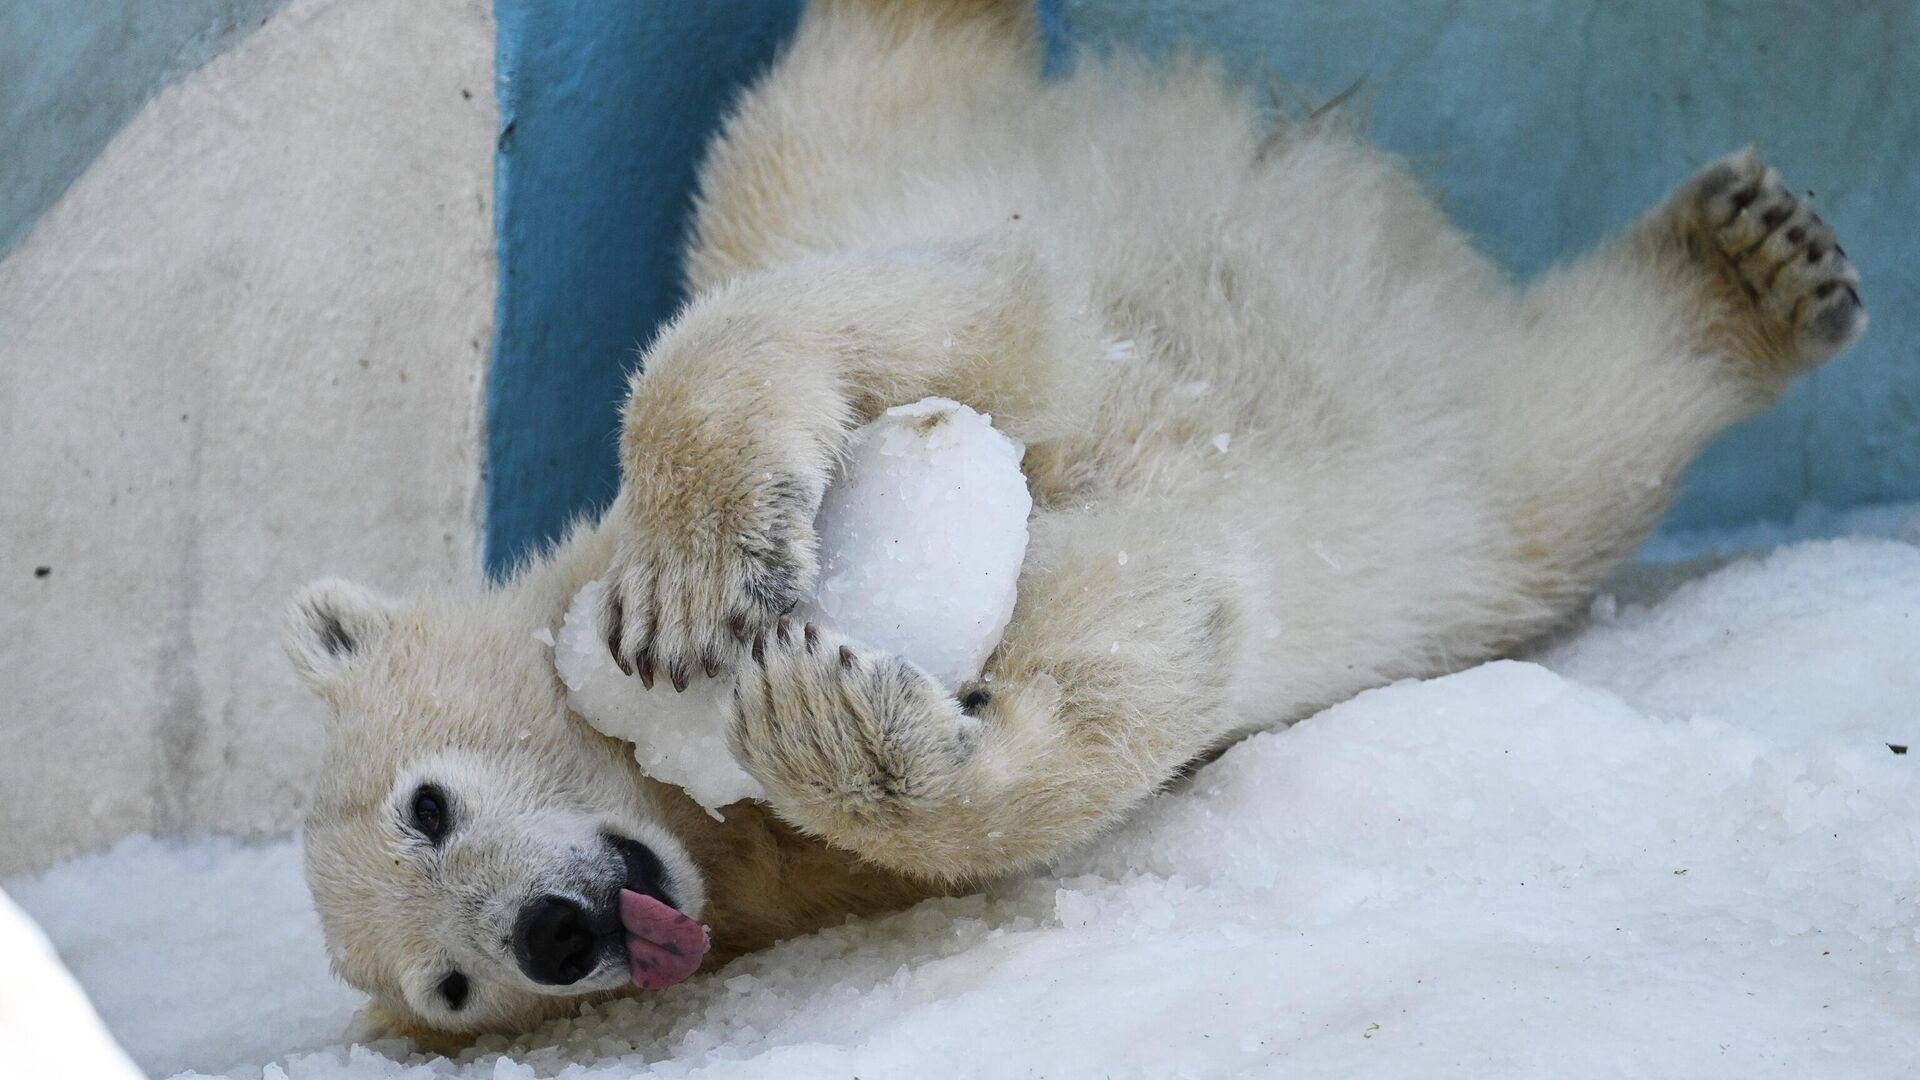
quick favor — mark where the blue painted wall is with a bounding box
[1056,0,1920,531]
[484,0,1918,570]
[485,0,804,574]
[0,0,286,259]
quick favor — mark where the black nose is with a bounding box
[513,895,600,985]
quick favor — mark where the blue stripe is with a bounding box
[1036,0,1071,76]
[485,0,802,577]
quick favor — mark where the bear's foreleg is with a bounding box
[729,508,1250,883]
[599,242,1068,690]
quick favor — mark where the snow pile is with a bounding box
[1544,540,1920,747]
[797,396,1032,690]
[556,398,1030,811]
[9,537,1920,1078]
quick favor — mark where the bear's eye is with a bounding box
[410,784,451,842]
[439,971,469,1011]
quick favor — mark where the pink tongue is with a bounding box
[618,889,709,990]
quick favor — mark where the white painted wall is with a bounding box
[0,0,497,874]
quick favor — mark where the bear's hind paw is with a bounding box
[1670,148,1865,374]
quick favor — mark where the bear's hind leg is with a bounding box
[1471,150,1866,639]
[1642,147,1865,389]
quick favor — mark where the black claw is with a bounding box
[728,614,749,641]
[803,623,819,652]
[702,653,721,679]
[606,599,626,668]
[636,652,655,690]
[838,645,856,669]
[669,665,689,693]
[776,615,792,644]
[752,633,767,665]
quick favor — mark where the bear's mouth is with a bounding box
[605,834,708,989]
[607,834,676,910]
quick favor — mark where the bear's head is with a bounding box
[283,577,708,1037]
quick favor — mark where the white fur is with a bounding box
[287,0,1864,1038]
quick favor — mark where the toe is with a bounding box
[1804,279,1866,348]
[1691,147,1766,224]
[1714,169,1792,252]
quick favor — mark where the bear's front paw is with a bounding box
[728,621,978,824]
[599,468,821,690]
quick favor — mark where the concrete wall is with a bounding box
[1056,0,1920,530]
[0,0,497,875]
[0,0,289,259]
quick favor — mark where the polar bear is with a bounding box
[285,0,1864,1039]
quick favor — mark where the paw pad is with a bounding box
[1681,149,1865,365]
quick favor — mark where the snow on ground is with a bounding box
[3,837,360,1077]
[8,534,1920,1078]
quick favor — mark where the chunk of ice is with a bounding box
[795,397,1031,692]
[555,580,760,811]
[553,398,1031,810]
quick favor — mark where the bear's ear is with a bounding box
[284,578,397,693]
